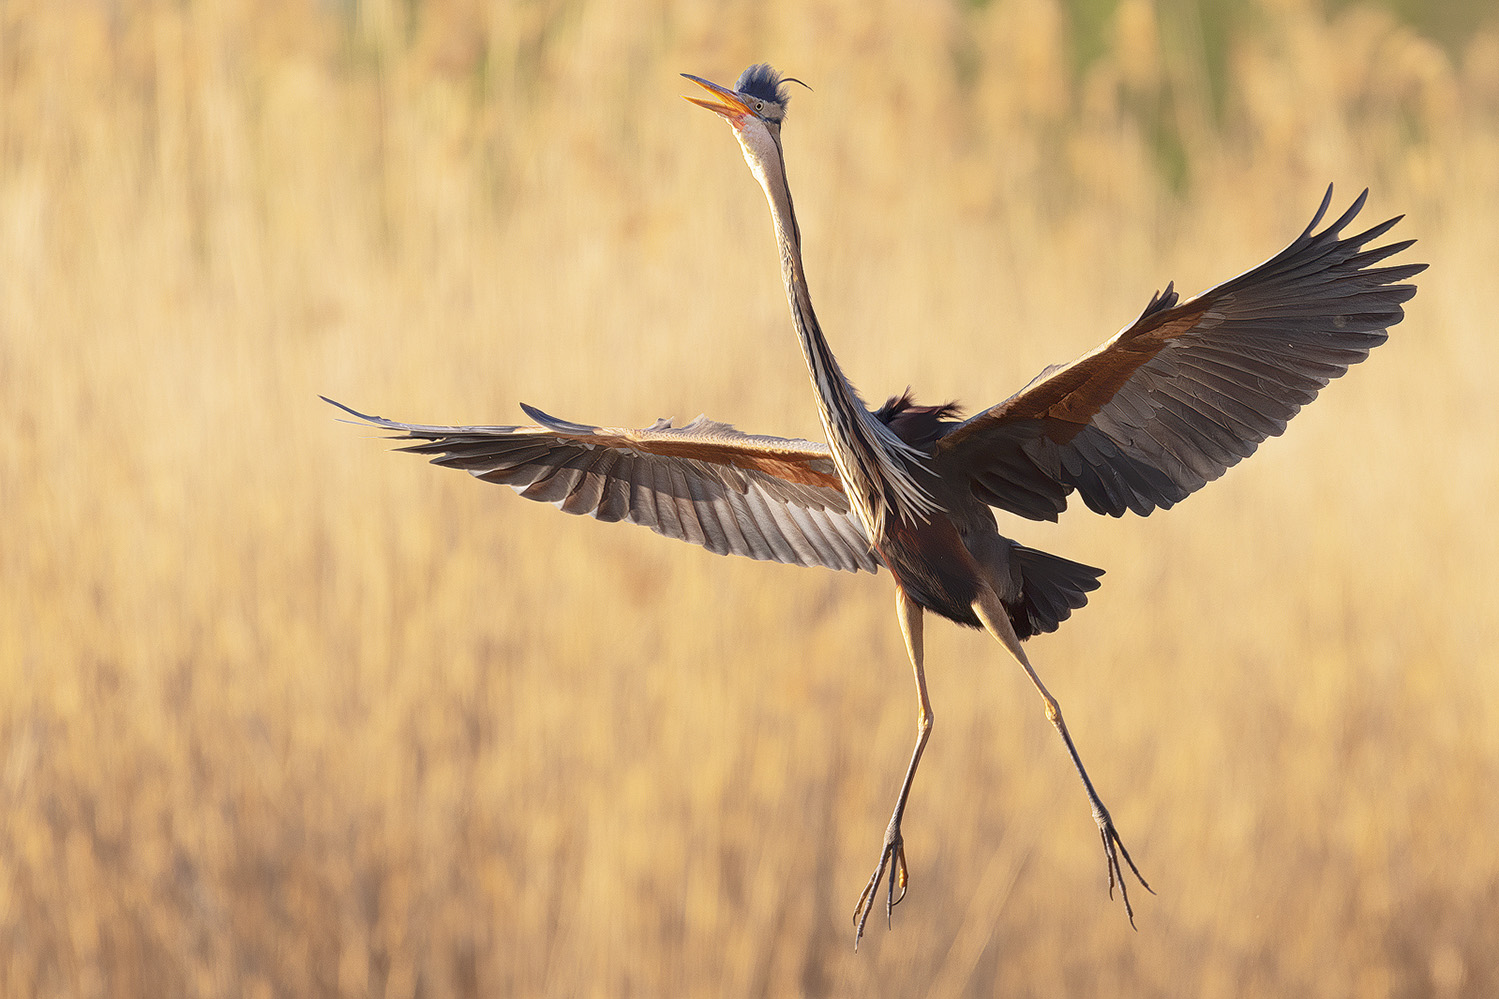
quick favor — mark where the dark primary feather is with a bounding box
[939,187,1426,520]
[322,397,880,574]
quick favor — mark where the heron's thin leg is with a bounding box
[971,584,1152,925]
[853,586,931,949]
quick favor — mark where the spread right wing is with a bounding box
[325,397,880,573]
[936,187,1424,520]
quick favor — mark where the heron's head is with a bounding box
[682,65,806,185]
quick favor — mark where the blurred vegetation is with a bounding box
[3,0,1498,996]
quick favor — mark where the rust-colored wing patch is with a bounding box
[951,290,1215,444]
[574,432,844,491]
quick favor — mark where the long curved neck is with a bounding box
[754,146,867,466]
[744,132,933,533]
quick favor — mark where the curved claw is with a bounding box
[852,829,908,949]
[1094,803,1153,928]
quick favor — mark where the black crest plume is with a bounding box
[734,63,809,107]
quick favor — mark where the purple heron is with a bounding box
[327,63,1424,947]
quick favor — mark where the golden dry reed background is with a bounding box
[3,0,1499,995]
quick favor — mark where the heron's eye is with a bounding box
[754,101,764,113]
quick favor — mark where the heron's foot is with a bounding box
[852,820,908,949]
[1093,801,1153,927]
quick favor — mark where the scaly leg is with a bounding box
[971,584,1152,925]
[853,586,931,949]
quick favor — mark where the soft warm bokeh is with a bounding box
[4,0,1496,995]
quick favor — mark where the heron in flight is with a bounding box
[326,64,1423,947]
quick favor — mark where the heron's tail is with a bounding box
[1011,545,1104,639]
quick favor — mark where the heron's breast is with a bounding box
[876,516,984,629]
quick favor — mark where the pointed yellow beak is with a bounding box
[681,74,754,121]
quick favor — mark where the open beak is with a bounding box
[681,74,754,121]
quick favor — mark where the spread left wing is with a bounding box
[325,398,879,573]
[937,187,1426,520]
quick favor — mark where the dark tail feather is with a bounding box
[1010,545,1104,639]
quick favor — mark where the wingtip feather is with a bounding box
[1302,184,1336,237]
